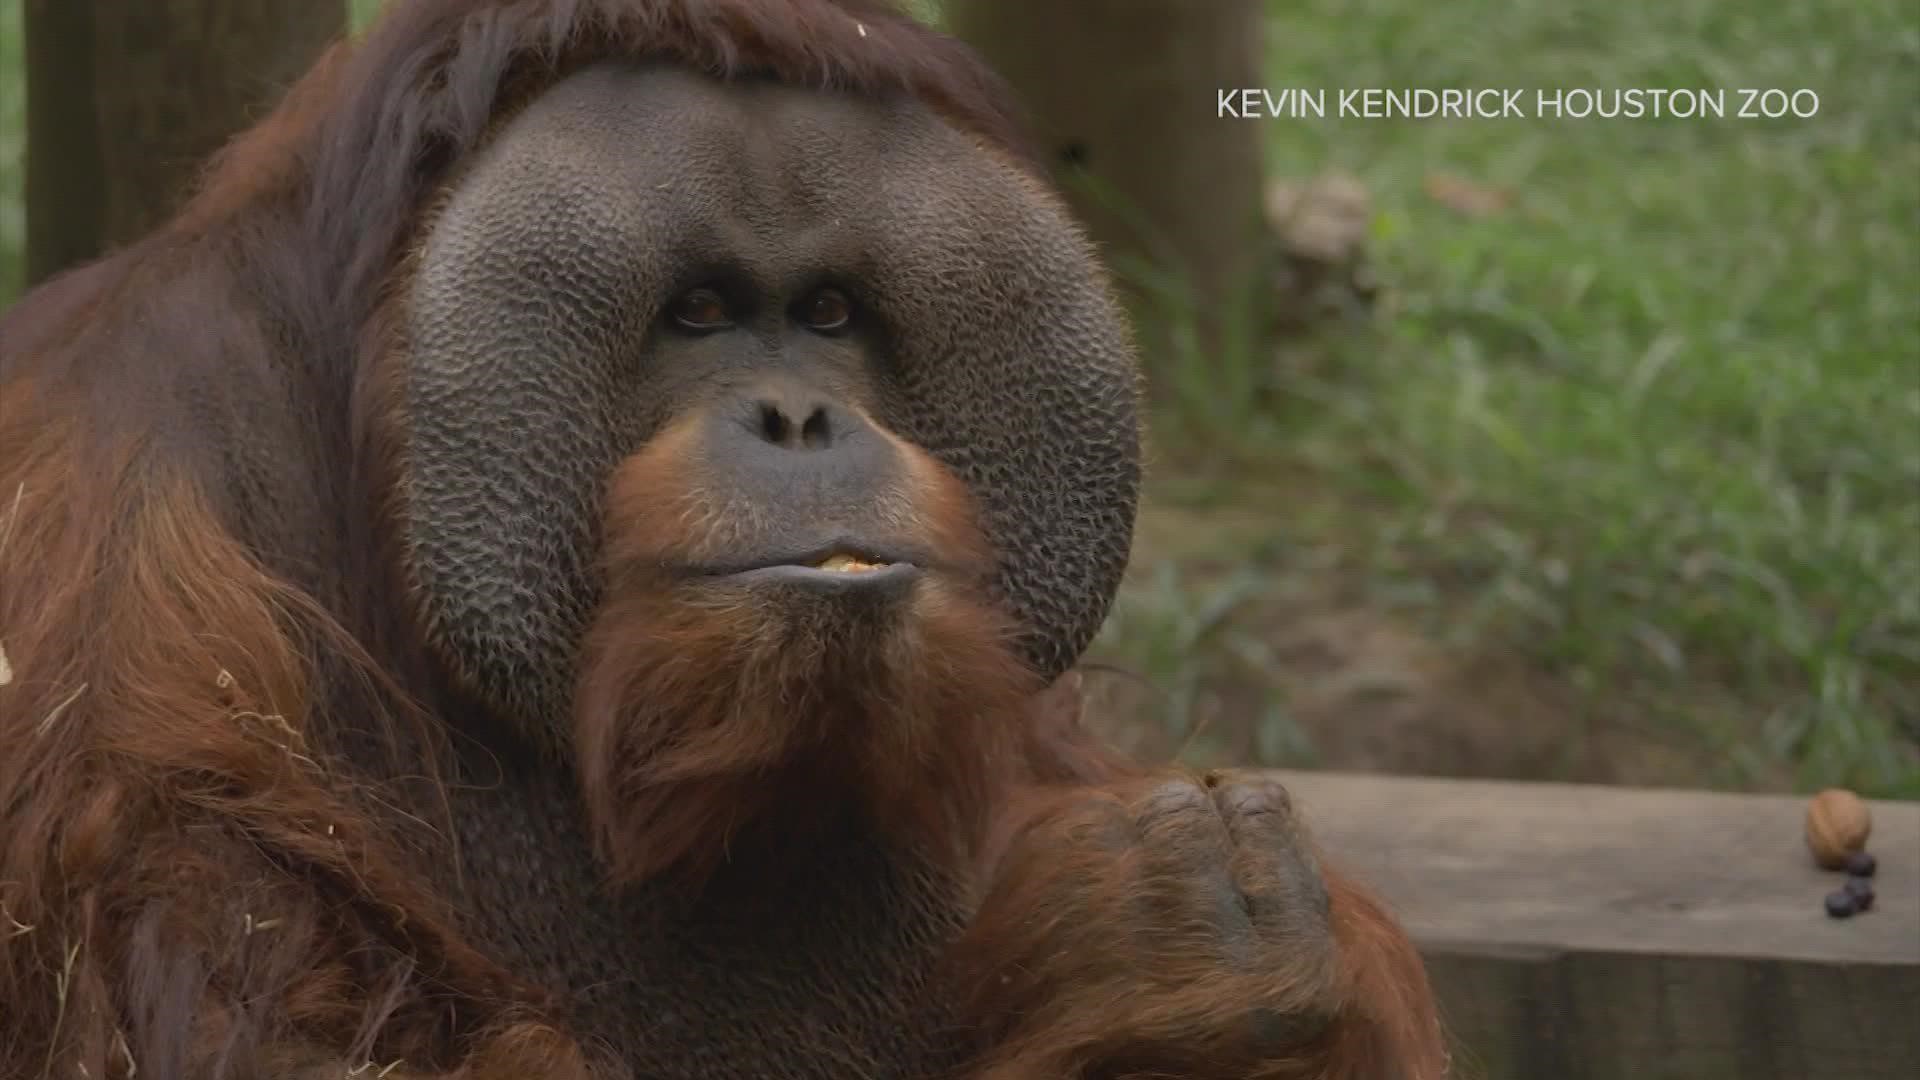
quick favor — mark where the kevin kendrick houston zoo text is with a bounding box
[1216,86,1822,120]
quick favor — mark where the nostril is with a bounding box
[740,389,852,452]
[758,403,791,446]
[800,406,832,450]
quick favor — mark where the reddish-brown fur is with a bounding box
[948,742,1449,1080]
[0,2,1448,1077]
[575,411,1038,889]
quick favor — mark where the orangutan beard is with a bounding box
[571,567,1042,891]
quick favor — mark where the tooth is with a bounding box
[811,553,884,572]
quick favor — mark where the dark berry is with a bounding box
[1844,850,1877,877]
[1824,890,1858,918]
[1843,877,1876,910]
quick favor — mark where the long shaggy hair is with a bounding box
[0,3,1031,1077]
[0,3,1451,1078]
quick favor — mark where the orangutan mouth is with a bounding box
[811,552,891,573]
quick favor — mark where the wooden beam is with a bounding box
[1274,770,1920,1080]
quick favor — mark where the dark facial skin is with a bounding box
[402,63,1141,748]
[394,62,1140,1076]
[646,373,938,584]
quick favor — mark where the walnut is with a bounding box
[1805,788,1872,870]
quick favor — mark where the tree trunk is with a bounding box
[24,0,346,286]
[946,0,1270,379]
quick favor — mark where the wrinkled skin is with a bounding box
[406,65,1137,729]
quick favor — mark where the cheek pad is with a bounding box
[863,167,1142,678]
[402,117,677,724]
[399,72,1142,728]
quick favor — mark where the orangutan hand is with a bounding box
[952,769,1351,1079]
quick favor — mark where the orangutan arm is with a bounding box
[945,677,1451,1080]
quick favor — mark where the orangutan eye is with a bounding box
[796,288,853,333]
[670,288,732,331]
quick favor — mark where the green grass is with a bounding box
[1,0,1915,795]
[1099,0,1920,796]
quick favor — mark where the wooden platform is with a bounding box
[1274,770,1920,1080]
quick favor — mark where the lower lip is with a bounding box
[718,562,923,590]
